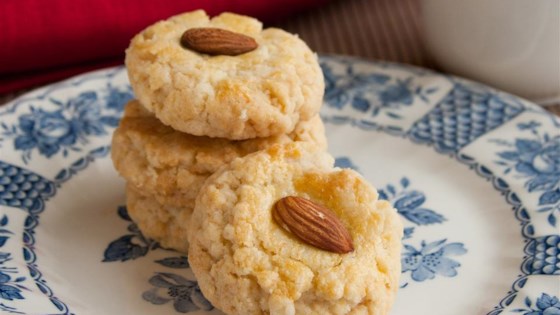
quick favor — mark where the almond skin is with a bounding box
[272,196,354,254]
[180,27,258,56]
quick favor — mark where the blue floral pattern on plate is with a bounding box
[334,158,467,286]
[103,207,212,313]
[0,86,132,163]
[103,206,158,262]
[320,56,452,134]
[0,215,28,314]
[401,239,467,282]
[321,60,439,118]
[512,293,560,315]
[379,177,446,226]
[143,257,213,313]
[493,121,560,227]
[377,175,466,284]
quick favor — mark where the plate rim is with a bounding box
[0,55,558,314]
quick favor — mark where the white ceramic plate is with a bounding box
[0,56,558,315]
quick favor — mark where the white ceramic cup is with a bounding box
[421,0,560,104]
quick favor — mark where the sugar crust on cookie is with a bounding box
[125,10,324,139]
[111,100,326,209]
[188,143,403,315]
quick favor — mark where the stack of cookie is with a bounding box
[111,10,326,253]
[112,10,403,315]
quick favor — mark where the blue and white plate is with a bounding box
[0,56,558,315]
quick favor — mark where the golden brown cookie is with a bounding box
[125,10,324,139]
[188,143,403,315]
[125,185,190,253]
[111,100,326,209]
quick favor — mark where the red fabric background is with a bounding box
[0,0,327,94]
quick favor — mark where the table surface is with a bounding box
[1,0,558,116]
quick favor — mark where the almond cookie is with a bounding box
[125,184,189,253]
[188,143,403,315]
[111,100,326,209]
[125,10,324,139]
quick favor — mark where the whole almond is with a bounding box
[272,196,354,254]
[180,27,258,56]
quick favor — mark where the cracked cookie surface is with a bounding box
[125,10,324,139]
[111,100,326,252]
[112,100,326,208]
[188,143,403,315]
